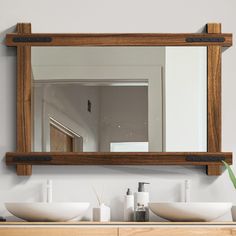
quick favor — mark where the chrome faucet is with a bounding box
[46,179,53,203]
[184,179,190,202]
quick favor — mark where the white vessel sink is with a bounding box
[149,202,232,222]
[5,202,90,222]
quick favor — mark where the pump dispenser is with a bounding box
[136,182,150,207]
[123,188,134,221]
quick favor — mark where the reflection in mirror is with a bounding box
[32,46,207,152]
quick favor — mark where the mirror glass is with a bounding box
[32,46,207,152]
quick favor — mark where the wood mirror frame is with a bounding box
[5,22,233,176]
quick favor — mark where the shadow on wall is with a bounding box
[0,26,18,176]
[196,25,207,33]
[31,165,206,177]
[0,25,16,55]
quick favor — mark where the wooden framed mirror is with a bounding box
[5,22,233,176]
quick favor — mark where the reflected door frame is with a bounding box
[50,122,74,152]
[49,118,83,152]
[41,102,83,152]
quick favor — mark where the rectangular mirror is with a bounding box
[32,46,207,152]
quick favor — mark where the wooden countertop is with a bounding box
[0,222,236,225]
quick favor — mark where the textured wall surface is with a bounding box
[0,0,236,221]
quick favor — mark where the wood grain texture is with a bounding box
[6,33,232,47]
[0,228,118,236]
[206,164,222,175]
[119,227,234,236]
[16,23,32,175]
[16,164,32,176]
[50,125,74,152]
[207,23,222,175]
[207,23,222,33]
[6,152,232,166]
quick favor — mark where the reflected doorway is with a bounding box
[49,118,83,152]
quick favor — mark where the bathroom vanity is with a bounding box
[1,222,236,236]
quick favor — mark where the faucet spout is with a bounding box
[46,180,53,203]
[184,179,190,202]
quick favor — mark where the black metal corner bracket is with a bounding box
[13,37,52,43]
[13,156,52,162]
[186,37,225,43]
[186,156,225,162]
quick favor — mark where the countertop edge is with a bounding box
[0,222,236,225]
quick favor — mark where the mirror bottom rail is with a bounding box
[6,152,232,165]
[5,152,232,176]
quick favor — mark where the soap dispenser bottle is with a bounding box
[136,182,150,207]
[124,188,134,221]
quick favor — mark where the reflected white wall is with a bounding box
[165,47,207,151]
[99,86,148,151]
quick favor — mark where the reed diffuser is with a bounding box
[92,186,111,222]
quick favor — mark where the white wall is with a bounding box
[0,0,236,222]
[99,86,148,151]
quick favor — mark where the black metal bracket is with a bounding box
[186,156,225,162]
[13,37,52,43]
[186,37,225,43]
[13,156,52,162]
[0,217,6,222]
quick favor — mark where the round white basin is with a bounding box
[5,202,90,222]
[149,202,232,222]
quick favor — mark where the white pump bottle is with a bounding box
[135,182,150,207]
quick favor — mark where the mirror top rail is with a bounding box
[6,32,232,47]
[6,21,233,48]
